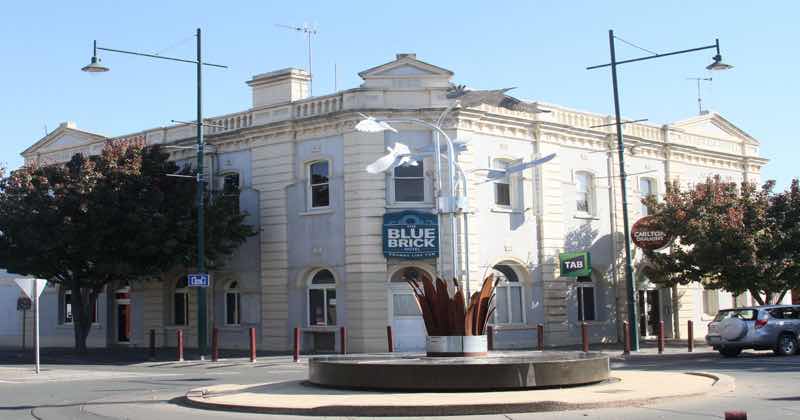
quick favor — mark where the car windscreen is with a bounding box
[713,309,758,322]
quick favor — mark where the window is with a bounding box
[640,178,655,216]
[308,161,330,209]
[308,269,336,326]
[493,265,524,324]
[703,289,719,317]
[174,277,189,326]
[225,281,241,326]
[221,172,240,214]
[575,172,594,214]
[63,289,97,324]
[577,275,596,321]
[493,159,511,207]
[394,162,425,202]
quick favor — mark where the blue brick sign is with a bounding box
[383,211,439,259]
[188,273,210,288]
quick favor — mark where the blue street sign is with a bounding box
[188,273,210,288]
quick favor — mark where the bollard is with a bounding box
[581,322,589,352]
[340,326,347,355]
[623,320,631,355]
[487,325,494,351]
[148,329,156,361]
[688,320,694,353]
[724,411,747,420]
[293,327,300,362]
[537,324,544,351]
[387,325,394,353]
[658,321,665,354]
[177,329,184,362]
[211,327,219,362]
[249,327,256,363]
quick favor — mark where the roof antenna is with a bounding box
[687,77,712,115]
[275,22,318,96]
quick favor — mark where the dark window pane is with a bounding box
[174,293,187,325]
[395,179,425,202]
[223,173,240,194]
[311,184,330,207]
[494,265,518,283]
[495,183,511,206]
[226,292,239,325]
[578,287,596,321]
[326,290,337,326]
[576,196,589,213]
[310,162,329,185]
[394,164,423,178]
[309,289,325,325]
[312,270,335,284]
[64,292,73,323]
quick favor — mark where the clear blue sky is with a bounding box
[1,1,796,188]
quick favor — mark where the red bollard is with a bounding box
[487,325,494,351]
[658,321,665,354]
[724,411,747,420]
[537,324,544,351]
[177,329,184,362]
[340,326,347,355]
[688,320,694,353]
[581,322,589,352]
[148,329,156,361]
[211,327,219,362]
[623,320,631,355]
[387,325,394,352]
[249,327,256,363]
[293,327,300,362]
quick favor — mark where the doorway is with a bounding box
[388,267,427,352]
[115,287,131,344]
[637,288,673,338]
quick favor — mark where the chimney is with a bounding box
[247,68,311,108]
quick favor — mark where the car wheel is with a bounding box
[719,347,742,357]
[775,333,798,356]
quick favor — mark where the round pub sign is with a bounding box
[631,216,672,250]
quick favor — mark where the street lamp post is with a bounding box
[82,28,227,359]
[587,30,732,351]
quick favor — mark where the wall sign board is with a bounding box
[383,211,439,259]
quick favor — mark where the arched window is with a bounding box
[308,160,330,209]
[575,171,594,215]
[640,177,655,216]
[390,267,424,317]
[308,269,336,326]
[492,159,512,207]
[493,264,524,324]
[225,280,241,326]
[173,277,189,326]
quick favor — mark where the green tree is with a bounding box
[0,143,256,353]
[643,177,800,305]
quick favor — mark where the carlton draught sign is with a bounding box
[631,216,673,250]
[383,211,439,259]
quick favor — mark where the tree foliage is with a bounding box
[0,143,256,352]
[643,177,800,305]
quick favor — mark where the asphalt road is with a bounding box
[0,349,798,420]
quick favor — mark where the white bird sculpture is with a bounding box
[355,115,398,133]
[475,153,557,183]
[365,142,414,174]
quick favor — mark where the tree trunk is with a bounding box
[777,289,789,304]
[749,289,765,305]
[70,283,94,355]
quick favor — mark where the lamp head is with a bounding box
[706,54,733,71]
[81,55,109,73]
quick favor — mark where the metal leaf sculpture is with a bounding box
[406,273,498,336]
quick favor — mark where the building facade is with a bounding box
[12,53,775,352]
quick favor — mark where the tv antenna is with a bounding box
[687,77,712,114]
[275,22,318,96]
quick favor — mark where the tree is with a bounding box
[0,143,256,353]
[643,177,800,305]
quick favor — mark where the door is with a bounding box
[115,287,131,344]
[638,289,661,337]
[390,289,425,352]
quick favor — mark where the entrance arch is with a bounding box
[387,264,435,352]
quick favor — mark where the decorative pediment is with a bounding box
[359,53,453,89]
[22,122,107,162]
[670,112,759,145]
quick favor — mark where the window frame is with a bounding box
[307,160,332,210]
[390,158,431,205]
[173,277,189,326]
[492,158,513,208]
[224,280,242,326]
[307,269,337,326]
[576,275,597,322]
[702,288,720,317]
[62,289,98,325]
[219,171,241,214]
[492,265,525,325]
[639,177,656,216]
[575,171,595,216]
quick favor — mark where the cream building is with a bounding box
[13,53,773,352]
